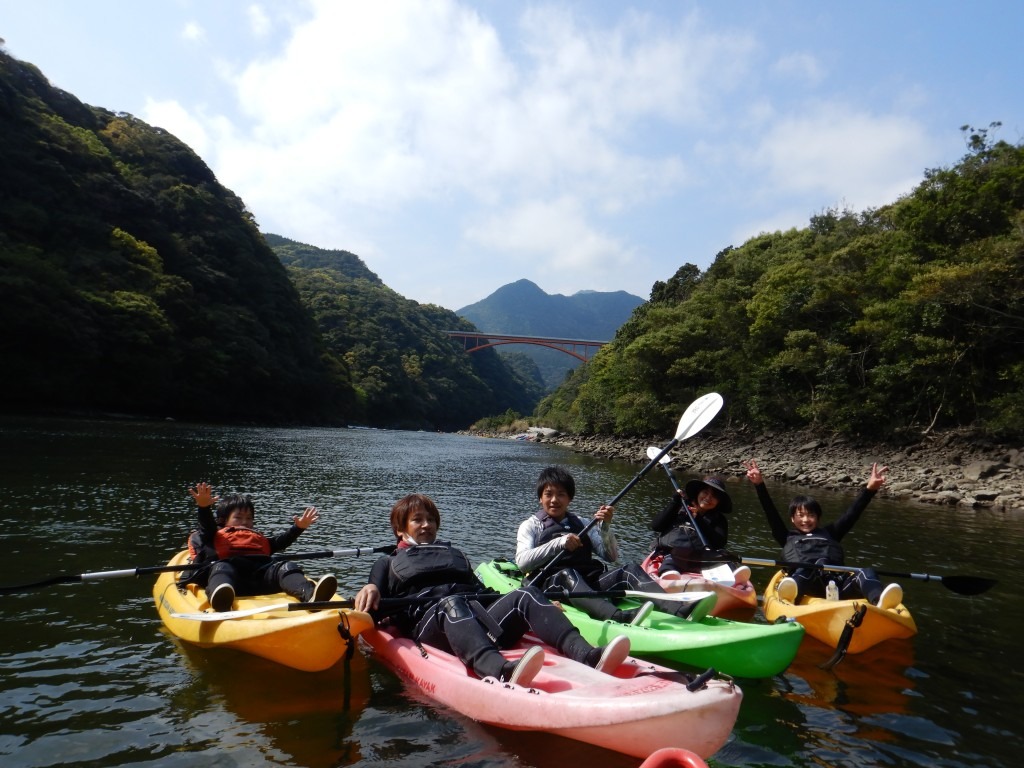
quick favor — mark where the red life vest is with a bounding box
[213,527,272,558]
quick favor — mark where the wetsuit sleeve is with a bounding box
[755,483,790,547]
[515,516,565,573]
[701,512,729,550]
[650,495,683,533]
[828,488,877,541]
[197,505,217,537]
[366,555,392,596]
[266,524,304,554]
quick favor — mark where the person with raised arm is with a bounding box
[743,459,903,608]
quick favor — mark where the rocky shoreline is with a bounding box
[463,426,1024,515]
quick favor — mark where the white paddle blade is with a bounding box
[171,602,291,621]
[646,446,672,464]
[673,392,724,441]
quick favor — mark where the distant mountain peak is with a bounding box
[455,280,645,388]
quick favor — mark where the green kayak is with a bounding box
[475,559,804,679]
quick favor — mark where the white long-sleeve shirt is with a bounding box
[514,513,619,574]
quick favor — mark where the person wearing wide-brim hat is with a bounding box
[649,475,746,581]
[683,477,733,517]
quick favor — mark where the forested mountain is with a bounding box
[538,125,1024,441]
[0,49,534,429]
[267,235,544,428]
[457,279,644,388]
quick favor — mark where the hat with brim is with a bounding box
[684,476,732,515]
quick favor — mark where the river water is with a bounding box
[0,417,1019,768]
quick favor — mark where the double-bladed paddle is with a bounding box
[525,393,724,587]
[646,445,709,548]
[742,557,995,596]
[0,545,395,595]
[171,587,716,621]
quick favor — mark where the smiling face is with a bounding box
[791,505,820,533]
[402,507,438,544]
[539,483,572,521]
[694,488,720,514]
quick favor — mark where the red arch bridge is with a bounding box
[446,331,609,362]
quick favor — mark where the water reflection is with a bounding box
[166,635,373,767]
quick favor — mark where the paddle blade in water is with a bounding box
[943,575,996,596]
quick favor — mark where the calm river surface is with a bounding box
[0,417,1019,768]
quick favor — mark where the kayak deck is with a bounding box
[640,553,758,618]
[360,625,742,759]
[153,550,374,672]
[476,559,803,678]
[762,570,917,654]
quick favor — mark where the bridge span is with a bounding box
[446,331,609,362]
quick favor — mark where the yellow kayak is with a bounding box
[152,550,374,672]
[762,570,917,654]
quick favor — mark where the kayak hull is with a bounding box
[762,570,918,654]
[153,550,374,672]
[476,559,803,678]
[360,625,742,759]
[640,553,758,618]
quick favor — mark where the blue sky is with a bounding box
[3,1,1022,311]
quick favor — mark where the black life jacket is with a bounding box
[783,531,845,565]
[387,542,476,596]
[532,510,603,581]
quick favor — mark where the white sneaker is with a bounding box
[311,573,338,602]
[878,583,904,610]
[507,645,545,686]
[731,565,751,584]
[629,601,655,626]
[685,593,717,622]
[595,635,630,674]
[777,576,798,603]
[209,583,235,612]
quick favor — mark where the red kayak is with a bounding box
[360,625,742,759]
[640,747,710,768]
[641,553,758,619]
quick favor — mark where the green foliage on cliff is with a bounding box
[0,49,534,428]
[0,51,347,422]
[538,126,1024,440]
[270,236,543,429]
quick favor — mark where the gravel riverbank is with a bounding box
[464,426,1024,515]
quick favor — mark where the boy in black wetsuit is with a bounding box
[744,460,903,608]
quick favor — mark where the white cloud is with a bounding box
[182,22,205,43]
[143,98,212,158]
[750,104,934,208]
[120,1,977,308]
[774,52,824,85]
[247,5,272,38]
[466,197,635,277]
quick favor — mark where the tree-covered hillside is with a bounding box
[538,126,1024,441]
[0,49,535,429]
[269,236,544,429]
[0,50,348,423]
